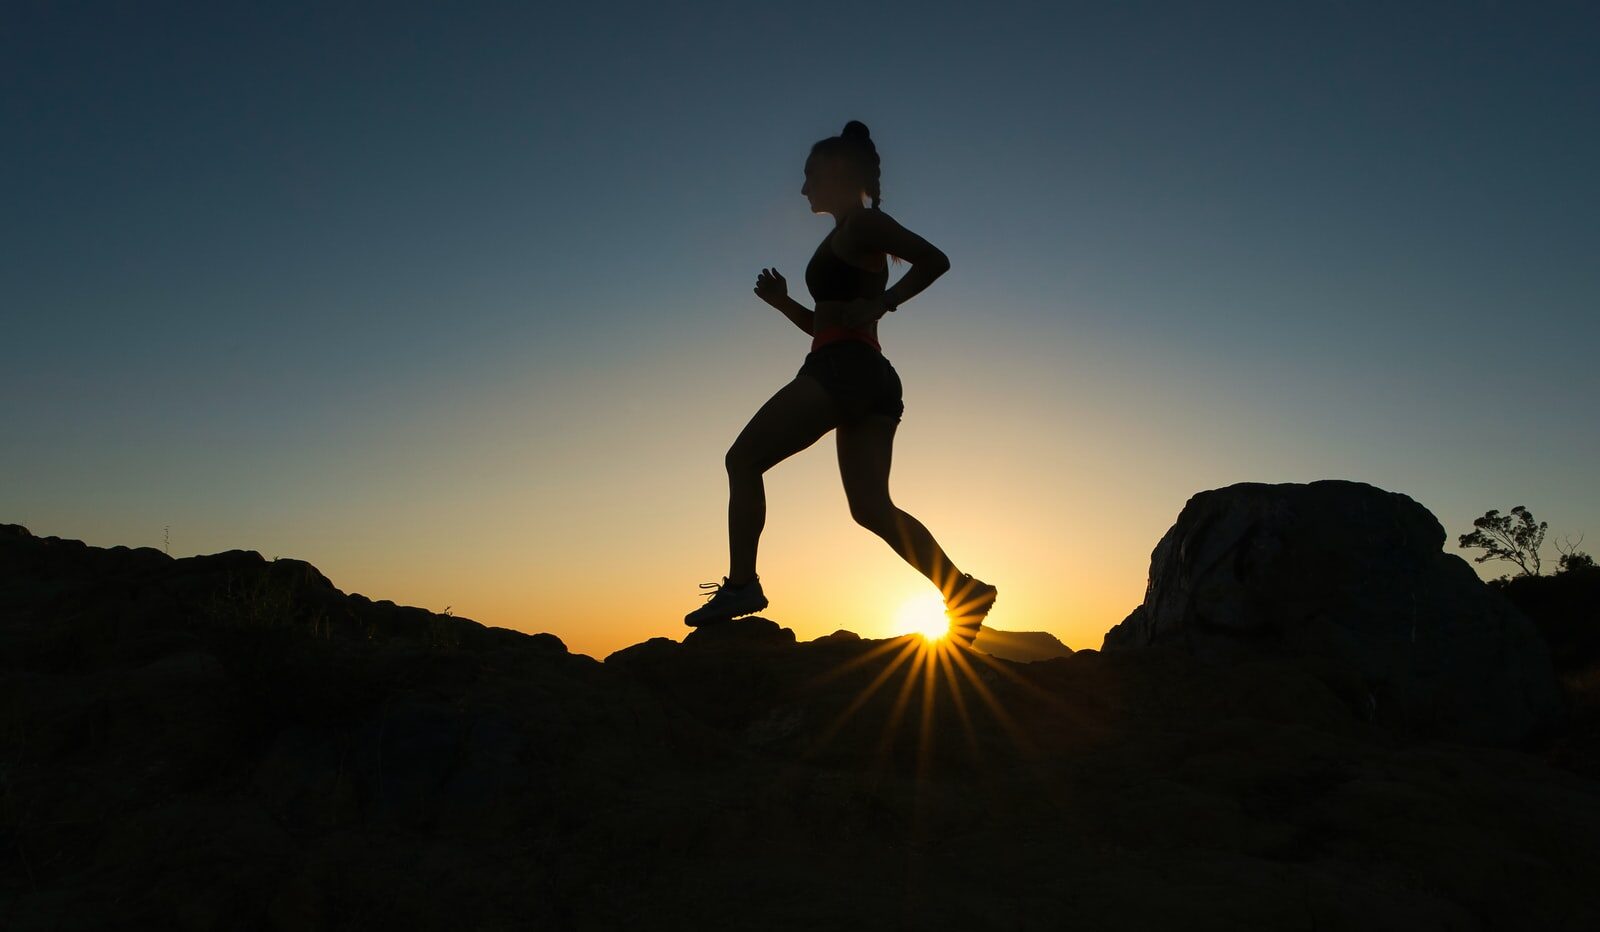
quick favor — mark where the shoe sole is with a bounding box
[684,595,770,627]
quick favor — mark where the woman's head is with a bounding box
[803,120,881,215]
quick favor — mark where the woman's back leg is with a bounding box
[836,413,967,601]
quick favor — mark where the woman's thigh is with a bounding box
[836,413,897,517]
[727,373,841,473]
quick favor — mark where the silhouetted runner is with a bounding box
[685,120,998,647]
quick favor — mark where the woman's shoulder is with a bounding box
[838,208,891,264]
[843,206,899,243]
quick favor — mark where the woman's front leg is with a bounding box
[723,374,840,584]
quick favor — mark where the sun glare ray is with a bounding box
[874,639,930,764]
[935,645,984,760]
[802,634,916,690]
[945,643,1037,754]
[798,594,1039,777]
[802,635,922,756]
[916,639,940,775]
[967,648,1064,703]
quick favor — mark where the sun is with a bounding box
[895,590,951,642]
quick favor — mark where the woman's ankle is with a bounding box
[942,572,974,600]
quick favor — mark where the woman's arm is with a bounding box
[880,259,946,314]
[773,295,814,336]
[755,267,813,335]
[844,209,951,313]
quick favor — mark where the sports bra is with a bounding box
[806,221,890,353]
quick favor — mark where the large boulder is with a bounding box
[1102,479,1565,747]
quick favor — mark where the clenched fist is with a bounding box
[754,267,787,307]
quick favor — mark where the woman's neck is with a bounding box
[832,204,870,228]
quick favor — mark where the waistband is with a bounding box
[810,325,881,354]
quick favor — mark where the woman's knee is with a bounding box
[725,445,765,475]
[849,499,898,534]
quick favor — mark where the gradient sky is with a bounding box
[5,1,1597,660]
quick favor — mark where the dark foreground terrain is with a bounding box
[4,480,1598,930]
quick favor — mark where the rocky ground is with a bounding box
[3,482,1598,930]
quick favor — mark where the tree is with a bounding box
[1556,533,1595,574]
[1458,505,1547,577]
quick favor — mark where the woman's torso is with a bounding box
[806,219,889,352]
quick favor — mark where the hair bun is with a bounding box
[842,120,871,141]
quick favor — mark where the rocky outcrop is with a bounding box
[1101,480,1566,748]
[4,520,1599,930]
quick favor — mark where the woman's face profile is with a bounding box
[802,153,862,215]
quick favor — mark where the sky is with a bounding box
[4,0,1597,660]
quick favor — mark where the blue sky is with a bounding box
[4,1,1596,657]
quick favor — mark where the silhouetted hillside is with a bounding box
[4,490,1600,930]
[1493,566,1600,674]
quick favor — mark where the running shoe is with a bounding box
[945,573,998,648]
[684,574,768,626]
